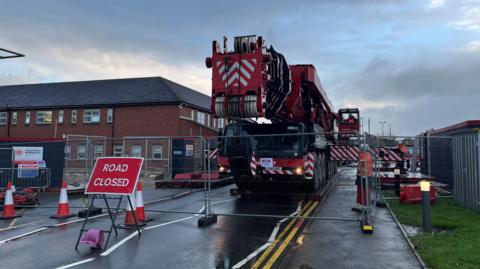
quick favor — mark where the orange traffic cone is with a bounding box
[135,182,152,222]
[1,181,22,219]
[123,193,137,226]
[50,180,76,219]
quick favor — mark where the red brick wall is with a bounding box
[1,105,218,139]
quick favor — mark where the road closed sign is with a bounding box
[85,157,144,195]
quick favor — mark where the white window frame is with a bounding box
[197,111,205,125]
[77,145,86,160]
[94,145,104,158]
[64,146,71,160]
[58,110,64,123]
[25,111,30,125]
[0,112,7,125]
[71,110,77,123]
[12,112,17,125]
[36,111,53,124]
[131,145,142,157]
[191,110,195,120]
[152,145,163,160]
[217,118,225,128]
[207,115,211,127]
[107,108,113,123]
[83,109,101,123]
[114,145,123,157]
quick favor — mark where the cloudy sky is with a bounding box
[1,0,479,135]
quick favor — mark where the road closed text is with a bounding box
[85,157,143,195]
[93,177,130,187]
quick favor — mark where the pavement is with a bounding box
[0,167,423,269]
[286,167,422,269]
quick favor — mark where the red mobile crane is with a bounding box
[205,35,354,192]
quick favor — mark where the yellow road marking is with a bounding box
[262,201,319,269]
[251,201,313,269]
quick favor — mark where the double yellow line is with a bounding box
[251,201,319,269]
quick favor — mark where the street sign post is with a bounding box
[76,157,144,250]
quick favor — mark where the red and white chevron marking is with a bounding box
[377,147,403,162]
[205,148,219,159]
[250,153,257,176]
[330,145,360,161]
[216,59,257,87]
[303,152,315,179]
[330,146,403,162]
[263,169,293,175]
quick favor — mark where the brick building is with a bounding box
[0,77,224,176]
[0,76,222,139]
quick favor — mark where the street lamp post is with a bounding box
[379,121,387,137]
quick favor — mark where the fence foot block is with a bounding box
[198,214,217,228]
[360,220,374,234]
[77,208,103,218]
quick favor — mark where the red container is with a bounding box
[399,184,436,204]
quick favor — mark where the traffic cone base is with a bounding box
[117,193,145,229]
[0,207,22,219]
[50,180,76,219]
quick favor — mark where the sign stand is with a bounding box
[75,157,144,250]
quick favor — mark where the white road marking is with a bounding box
[100,230,141,256]
[101,196,239,257]
[0,227,47,244]
[144,216,193,231]
[231,201,302,268]
[54,258,94,269]
[0,190,201,244]
[0,221,39,232]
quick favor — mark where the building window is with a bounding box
[197,112,205,125]
[114,145,123,157]
[36,111,53,124]
[58,110,64,123]
[64,146,71,160]
[83,109,101,123]
[107,108,113,123]
[152,145,163,160]
[0,112,7,125]
[12,112,17,125]
[77,145,86,160]
[71,110,77,123]
[213,118,217,128]
[131,145,142,157]
[217,118,225,128]
[25,111,30,125]
[207,115,211,127]
[94,145,104,158]
[191,110,195,120]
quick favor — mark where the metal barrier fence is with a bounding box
[65,136,206,189]
[0,132,460,227]
[0,168,51,190]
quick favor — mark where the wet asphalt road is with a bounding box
[0,185,302,269]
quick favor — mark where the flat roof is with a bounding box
[430,120,480,135]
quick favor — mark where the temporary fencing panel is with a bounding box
[452,133,480,210]
[0,141,64,189]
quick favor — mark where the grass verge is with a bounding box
[388,197,480,269]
